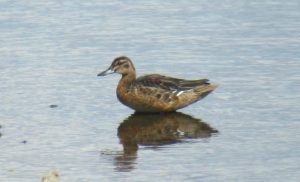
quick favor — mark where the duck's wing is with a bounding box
[136,74,209,92]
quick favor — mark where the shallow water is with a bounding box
[1,1,300,181]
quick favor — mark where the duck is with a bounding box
[97,56,218,113]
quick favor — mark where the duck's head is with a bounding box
[97,56,136,77]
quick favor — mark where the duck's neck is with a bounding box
[116,72,136,105]
[119,72,136,88]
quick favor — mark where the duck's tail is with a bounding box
[194,83,218,98]
[175,83,218,110]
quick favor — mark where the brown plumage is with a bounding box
[97,56,218,112]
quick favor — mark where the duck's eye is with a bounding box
[123,64,129,68]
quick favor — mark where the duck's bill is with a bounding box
[97,68,115,76]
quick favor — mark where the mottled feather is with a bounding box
[136,74,209,92]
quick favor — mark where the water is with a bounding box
[1,0,300,181]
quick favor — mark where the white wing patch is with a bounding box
[176,91,184,96]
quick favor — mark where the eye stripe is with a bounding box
[114,60,129,67]
[118,61,125,65]
[113,60,123,66]
[113,57,128,64]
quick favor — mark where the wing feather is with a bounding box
[136,74,209,92]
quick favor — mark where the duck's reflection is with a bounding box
[114,112,218,172]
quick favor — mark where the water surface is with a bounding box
[0,1,300,181]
